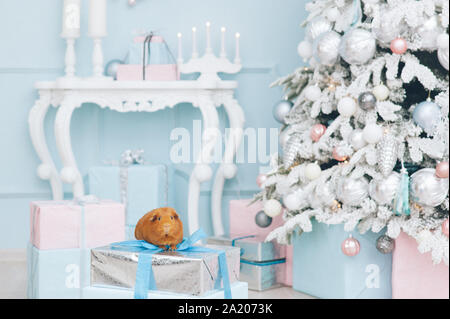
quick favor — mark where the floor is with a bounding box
[0,250,314,299]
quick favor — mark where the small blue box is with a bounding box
[292,219,392,299]
[82,282,248,299]
[27,244,91,299]
[89,165,168,239]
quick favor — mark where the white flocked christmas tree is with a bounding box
[257,0,449,264]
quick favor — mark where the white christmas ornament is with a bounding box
[373,19,405,44]
[410,168,449,207]
[283,190,304,211]
[298,41,313,60]
[437,33,449,70]
[264,199,283,217]
[372,84,390,101]
[363,123,383,144]
[337,97,358,117]
[339,28,376,65]
[313,31,341,66]
[337,177,370,206]
[305,163,322,180]
[369,172,401,205]
[306,17,332,41]
[349,129,367,150]
[415,15,444,50]
[324,7,340,22]
[304,85,322,101]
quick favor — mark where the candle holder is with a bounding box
[89,36,112,81]
[178,22,242,82]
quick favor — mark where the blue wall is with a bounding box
[0,0,306,248]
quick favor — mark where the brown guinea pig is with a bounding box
[134,207,183,250]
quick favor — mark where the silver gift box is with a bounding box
[240,260,285,291]
[90,244,240,296]
[207,236,286,262]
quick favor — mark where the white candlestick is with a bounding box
[206,21,212,53]
[192,27,199,58]
[235,32,241,64]
[220,27,226,58]
[61,0,81,38]
[177,33,183,64]
[88,0,107,37]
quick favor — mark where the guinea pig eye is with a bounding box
[170,216,174,220]
[158,217,161,221]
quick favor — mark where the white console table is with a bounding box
[28,80,245,235]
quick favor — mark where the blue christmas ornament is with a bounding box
[412,99,441,135]
[394,165,410,216]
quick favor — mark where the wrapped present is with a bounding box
[207,236,286,291]
[83,282,248,299]
[90,230,240,299]
[89,152,167,240]
[292,219,392,299]
[117,34,179,81]
[30,199,125,250]
[228,199,293,286]
[392,232,449,299]
[27,244,90,299]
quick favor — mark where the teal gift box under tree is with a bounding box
[292,219,392,299]
[89,164,168,240]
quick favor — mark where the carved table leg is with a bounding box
[188,97,220,235]
[54,98,85,198]
[28,91,63,200]
[211,97,245,235]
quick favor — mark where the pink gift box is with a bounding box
[229,199,293,286]
[116,64,179,81]
[30,200,125,250]
[392,232,449,299]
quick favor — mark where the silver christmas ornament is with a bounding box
[369,172,401,205]
[415,15,444,50]
[306,17,333,41]
[377,134,398,176]
[313,31,341,66]
[339,28,376,65]
[255,211,273,228]
[358,92,377,111]
[337,177,369,206]
[105,59,124,80]
[283,135,302,169]
[376,235,395,254]
[410,168,449,207]
[413,100,441,135]
[273,100,293,124]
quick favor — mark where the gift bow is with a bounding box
[111,229,232,299]
[120,149,145,167]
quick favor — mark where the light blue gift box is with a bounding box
[89,165,168,240]
[292,219,392,299]
[82,282,248,299]
[27,244,91,299]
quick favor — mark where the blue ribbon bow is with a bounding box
[111,229,232,299]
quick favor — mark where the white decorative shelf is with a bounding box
[29,79,245,236]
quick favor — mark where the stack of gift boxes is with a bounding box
[27,162,248,299]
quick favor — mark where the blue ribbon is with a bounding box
[240,259,286,267]
[111,229,232,299]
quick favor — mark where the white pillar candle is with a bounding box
[61,0,81,38]
[220,27,226,57]
[88,0,107,38]
[177,33,183,63]
[206,21,212,52]
[192,27,198,58]
[235,32,241,63]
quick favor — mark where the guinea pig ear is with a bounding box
[151,215,158,222]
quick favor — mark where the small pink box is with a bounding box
[30,200,125,250]
[116,64,179,81]
[392,232,449,299]
[229,199,293,286]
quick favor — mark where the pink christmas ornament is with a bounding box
[310,124,327,142]
[390,38,408,54]
[333,147,348,162]
[341,235,360,257]
[436,161,449,179]
[256,174,268,188]
[443,219,449,238]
